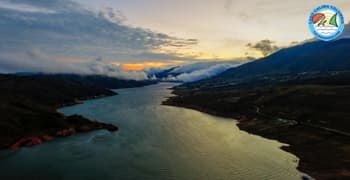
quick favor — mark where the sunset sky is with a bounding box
[0,0,349,76]
[76,0,350,60]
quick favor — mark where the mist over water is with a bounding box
[0,83,302,180]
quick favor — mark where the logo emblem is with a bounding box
[308,5,344,41]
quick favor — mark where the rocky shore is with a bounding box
[10,115,118,150]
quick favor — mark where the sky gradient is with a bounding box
[75,0,350,58]
[0,0,349,79]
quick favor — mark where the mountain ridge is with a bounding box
[215,38,350,80]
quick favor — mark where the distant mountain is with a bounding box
[31,74,157,89]
[149,61,242,82]
[216,38,350,79]
[165,38,350,179]
[150,66,180,79]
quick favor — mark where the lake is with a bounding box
[0,83,303,180]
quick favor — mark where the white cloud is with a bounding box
[164,62,242,82]
[0,49,149,80]
[87,59,149,80]
[0,1,56,14]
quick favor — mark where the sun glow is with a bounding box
[122,62,169,70]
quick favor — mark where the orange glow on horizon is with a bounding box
[121,62,169,70]
[123,63,146,71]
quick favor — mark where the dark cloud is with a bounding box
[98,7,127,24]
[0,0,199,77]
[0,1,197,52]
[246,39,280,56]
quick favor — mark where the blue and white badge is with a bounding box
[308,5,344,41]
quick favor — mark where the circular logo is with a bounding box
[308,5,344,41]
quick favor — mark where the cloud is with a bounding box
[164,61,242,82]
[0,49,82,74]
[0,49,149,80]
[87,58,149,80]
[0,0,199,78]
[0,1,56,13]
[98,7,127,24]
[246,39,280,56]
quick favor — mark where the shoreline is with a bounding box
[5,81,162,150]
[0,73,159,150]
[0,74,121,150]
[8,94,119,150]
[163,92,350,179]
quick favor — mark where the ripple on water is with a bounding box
[0,83,303,180]
[57,142,97,162]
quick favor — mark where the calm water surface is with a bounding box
[0,83,303,180]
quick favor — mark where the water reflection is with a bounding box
[0,83,302,180]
